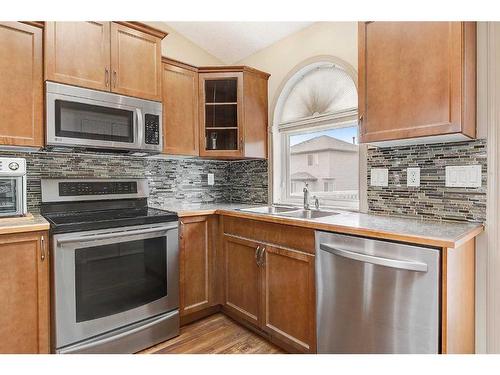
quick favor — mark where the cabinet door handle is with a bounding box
[255,245,261,266]
[41,235,46,262]
[105,68,109,87]
[113,70,117,88]
[358,114,364,127]
[179,222,184,240]
[258,246,266,267]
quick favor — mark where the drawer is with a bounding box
[222,215,315,254]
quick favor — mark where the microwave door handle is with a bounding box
[56,224,177,246]
[136,108,144,146]
[319,243,428,272]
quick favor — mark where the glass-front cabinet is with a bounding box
[199,72,244,158]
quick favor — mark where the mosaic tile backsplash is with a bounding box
[367,139,487,223]
[0,149,269,212]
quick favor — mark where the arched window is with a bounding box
[272,58,360,209]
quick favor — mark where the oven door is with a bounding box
[46,84,142,151]
[52,223,179,349]
[0,176,24,217]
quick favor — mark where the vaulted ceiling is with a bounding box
[164,22,314,64]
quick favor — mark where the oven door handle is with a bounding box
[56,224,177,246]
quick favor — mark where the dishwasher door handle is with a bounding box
[319,243,428,272]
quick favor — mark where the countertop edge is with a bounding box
[178,208,484,249]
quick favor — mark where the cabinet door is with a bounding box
[0,22,43,147]
[179,216,213,316]
[223,235,261,326]
[0,231,49,353]
[162,62,199,155]
[45,22,111,91]
[199,72,244,158]
[111,23,162,101]
[359,22,476,144]
[261,245,316,353]
[242,71,268,159]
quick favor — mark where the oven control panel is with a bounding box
[144,114,160,145]
[59,181,138,196]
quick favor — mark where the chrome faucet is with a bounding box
[303,183,310,210]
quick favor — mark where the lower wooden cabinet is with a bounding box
[0,231,49,353]
[223,235,262,327]
[262,245,316,353]
[179,216,218,322]
[222,219,316,353]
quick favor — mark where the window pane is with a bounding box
[288,124,359,204]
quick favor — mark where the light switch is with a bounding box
[370,168,388,187]
[445,165,481,188]
[207,173,215,186]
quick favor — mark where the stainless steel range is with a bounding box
[41,179,179,354]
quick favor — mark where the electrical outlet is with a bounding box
[370,168,388,187]
[207,173,215,186]
[407,167,420,187]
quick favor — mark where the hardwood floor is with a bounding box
[140,313,285,354]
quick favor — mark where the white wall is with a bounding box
[145,22,223,66]
[236,22,358,116]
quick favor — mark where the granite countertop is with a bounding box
[162,202,484,249]
[0,213,50,235]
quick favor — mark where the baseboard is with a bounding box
[180,305,221,326]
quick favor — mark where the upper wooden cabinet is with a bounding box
[44,22,166,101]
[0,22,43,147]
[162,58,199,155]
[0,231,50,353]
[45,22,111,91]
[198,66,269,159]
[111,23,163,101]
[358,22,476,146]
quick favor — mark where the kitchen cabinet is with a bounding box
[198,67,269,159]
[262,245,316,353]
[223,235,262,327]
[162,58,199,156]
[44,21,166,101]
[45,22,111,91]
[358,22,476,146]
[222,216,316,353]
[110,22,163,101]
[0,22,43,147]
[0,231,49,353]
[179,216,218,324]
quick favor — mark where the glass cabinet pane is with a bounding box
[205,104,237,128]
[74,237,167,322]
[205,79,237,103]
[205,129,238,151]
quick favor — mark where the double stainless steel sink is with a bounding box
[238,205,339,220]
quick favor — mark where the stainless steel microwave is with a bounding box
[46,82,162,154]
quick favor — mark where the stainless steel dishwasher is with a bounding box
[316,231,440,354]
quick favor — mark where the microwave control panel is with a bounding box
[144,114,160,145]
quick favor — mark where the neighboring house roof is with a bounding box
[291,172,317,181]
[291,135,358,154]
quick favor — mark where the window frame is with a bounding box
[270,56,367,212]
